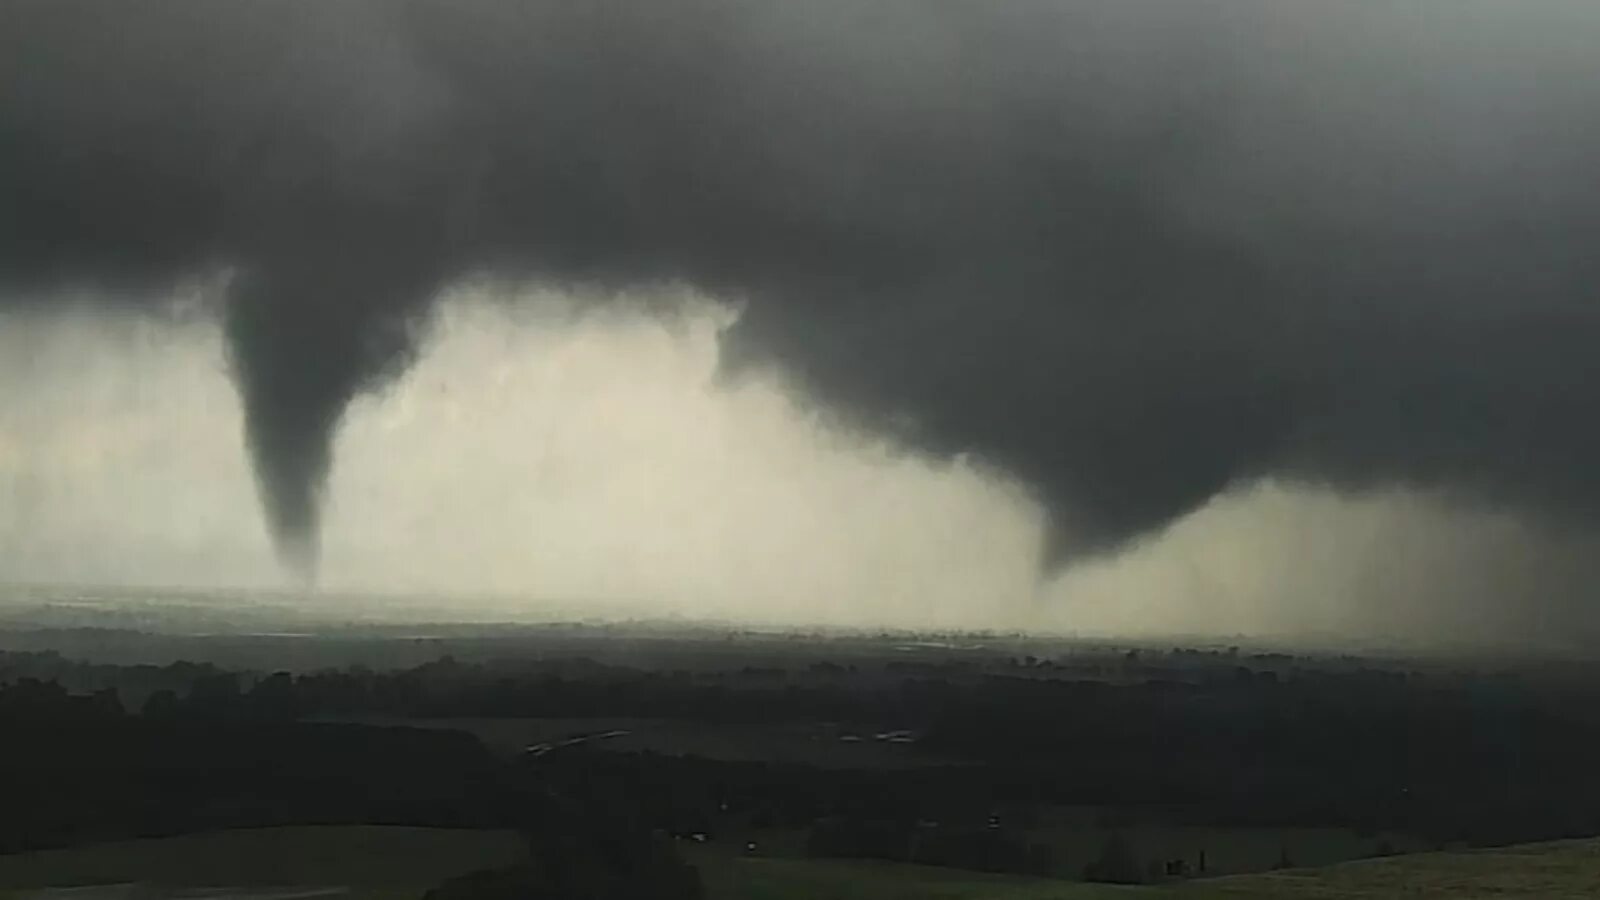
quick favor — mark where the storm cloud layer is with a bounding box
[5,0,1600,575]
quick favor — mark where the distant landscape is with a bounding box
[5,826,1600,899]
[8,588,1600,896]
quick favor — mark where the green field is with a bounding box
[647,804,1429,882]
[695,838,1600,899]
[1171,839,1600,899]
[0,827,526,900]
[1017,805,1429,879]
[690,852,1140,899]
[6,828,1600,899]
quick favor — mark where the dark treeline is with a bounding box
[6,646,1600,887]
[0,676,700,899]
[0,677,511,850]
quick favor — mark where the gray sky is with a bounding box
[6,294,1599,648]
[6,1,1600,645]
[0,294,1042,628]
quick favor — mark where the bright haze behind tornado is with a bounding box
[4,0,1600,648]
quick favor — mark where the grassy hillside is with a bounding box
[1175,839,1600,899]
[696,838,1600,899]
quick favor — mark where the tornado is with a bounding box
[6,0,1600,581]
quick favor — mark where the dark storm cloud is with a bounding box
[4,0,1600,573]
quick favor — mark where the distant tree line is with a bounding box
[0,677,700,898]
[8,646,1600,878]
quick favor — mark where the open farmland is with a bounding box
[325,716,942,768]
[688,851,1136,900]
[1174,838,1600,899]
[677,811,1428,883]
[0,827,526,900]
[4,822,1600,900]
[14,630,1600,897]
[691,837,1600,899]
[1020,806,1430,880]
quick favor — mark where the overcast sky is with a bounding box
[6,292,1598,649]
[6,1,1600,647]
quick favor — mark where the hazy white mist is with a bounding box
[3,287,1595,645]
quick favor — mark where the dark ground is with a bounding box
[6,590,1600,897]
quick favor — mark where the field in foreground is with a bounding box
[6,828,1600,899]
[0,827,526,900]
[690,852,1133,899]
[694,838,1600,899]
[1171,838,1600,899]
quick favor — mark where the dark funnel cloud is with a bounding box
[224,252,443,579]
[5,0,1600,576]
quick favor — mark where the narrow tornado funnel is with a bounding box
[223,257,437,584]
